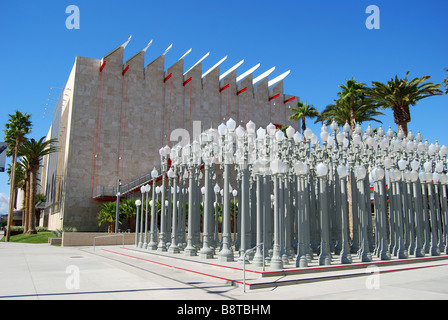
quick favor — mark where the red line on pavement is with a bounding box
[101,249,247,286]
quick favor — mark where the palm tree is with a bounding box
[98,201,117,233]
[316,98,384,127]
[3,111,32,241]
[368,72,443,136]
[337,78,369,130]
[289,101,320,135]
[443,68,448,94]
[19,137,58,234]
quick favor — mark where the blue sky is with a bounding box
[0,0,447,214]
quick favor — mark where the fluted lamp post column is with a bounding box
[158,146,170,252]
[148,168,158,250]
[134,199,142,248]
[337,164,352,264]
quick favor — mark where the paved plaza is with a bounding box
[1,235,448,301]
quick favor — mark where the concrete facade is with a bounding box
[39,39,299,231]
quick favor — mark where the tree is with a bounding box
[368,72,443,136]
[444,68,448,94]
[3,111,32,241]
[289,101,320,135]
[337,78,370,130]
[98,202,118,233]
[19,137,58,234]
[316,98,384,127]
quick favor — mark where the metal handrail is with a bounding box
[93,233,125,252]
[242,243,265,293]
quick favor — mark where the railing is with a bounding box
[242,243,265,293]
[93,233,125,252]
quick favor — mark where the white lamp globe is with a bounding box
[375,167,385,181]
[275,130,285,142]
[398,159,407,171]
[214,184,220,194]
[435,161,444,173]
[316,163,329,177]
[267,123,276,136]
[320,131,329,143]
[440,173,448,185]
[303,128,313,140]
[310,133,318,145]
[218,123,228,136]
[410,160,420,171]
[135,199,142,207]
[433,172,440,183]
[246,120,256,134]
[226,118,236,132]
[419,172,427,183]
[256,127,266,139]
[355,166,367,180]
[294,131,303,144]
[286,126,295,139]
[384,157,393,169]
[336,132,345,144]
[409,170,419,183]
[151,167,158,179]
[232,189,238,197]
[423,161,432,173]
[163,145,171,156]
[337,164,348,179]
[235,125,245,138]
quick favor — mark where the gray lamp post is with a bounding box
[316,162,331,266]
[337,164,352,264]
[142,184,150,249]
[158,145,170,252]
[184,143,198,257]
[294,160,310,267]
[270,159,284,269]
[218,118,236,262]
[148,168,158,250]
[134,199,142,248]
[168,158,180,254]
[138,185,145,248]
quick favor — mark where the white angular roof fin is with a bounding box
[202,56,228,78]
[179,48,192,61]
[219,59,244,81]
[141,40,153,53]
[184,52,210,75]
[162,44,173,56]
[236,63,261,83]
[120,35,132,49]
[253,67,276,85]
[268,70,290,87]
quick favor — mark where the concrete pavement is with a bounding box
[1,241,448,300]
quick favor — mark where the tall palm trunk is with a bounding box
[6,138,21,241]
[22,176,29,233]
[393,104,411,137]
[27,168,38,235]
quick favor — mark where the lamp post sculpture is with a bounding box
[138,185,145,248]
[135,199,142,248]
[200,129,217,259]
[158,146,170,252]
[168,146,181,254]
[148,168,158,250]
[218,118,236,262]
[142,184,150,249]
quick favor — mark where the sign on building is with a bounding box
[0,142,6,172]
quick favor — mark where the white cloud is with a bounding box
[0,193,9,216]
